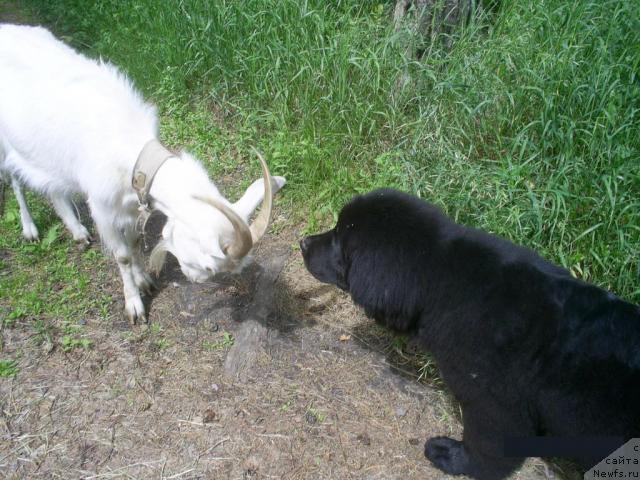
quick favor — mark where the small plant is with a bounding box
[0,359,19,378]
[146,323,171,351]
[203,331,234,351]
[149,323,163,335]
[418,353,443,386]
[280,399,294,412]
[153,337,170,351]
[61,335,92,352]
[220,331,234,348]
[305,406,326,424]
[389,334,409,356]
[32,319,54,346]
[40,224,61,251]
[61,322,92,352]
[4,307,27,327]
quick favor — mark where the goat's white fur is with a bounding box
[0,24,286,323]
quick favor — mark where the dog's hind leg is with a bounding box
[425,406,531,480]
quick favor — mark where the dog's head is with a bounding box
[300,188,444,330]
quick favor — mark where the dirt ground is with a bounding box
[0,204,569,480]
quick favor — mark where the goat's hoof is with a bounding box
[125,299,146,326]
[76,239,92,252]
[127,312,148,326]
[22,223,39,242]
[72,226,92,244]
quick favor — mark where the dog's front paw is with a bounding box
[425,436,469,475]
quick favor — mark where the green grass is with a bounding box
[0,195,112,352]
[0,359,19,378]
[2,0,638,344]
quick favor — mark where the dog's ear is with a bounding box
[346,247,425,332]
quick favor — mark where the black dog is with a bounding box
[300,188,640,480]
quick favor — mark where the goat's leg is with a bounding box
[90,203,146,324]
[11,175,39,241]
[50,193,91,245]
[132,259,155,295]
[116,250,147,325]
[124,226,155,295]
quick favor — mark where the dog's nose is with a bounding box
[299,237,309,254]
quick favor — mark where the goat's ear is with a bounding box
[234,179,267,222]
[149,241,168,275]
[234,176,286,222]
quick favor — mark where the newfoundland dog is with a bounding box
[300,188,640,480]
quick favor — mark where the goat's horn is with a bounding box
[248,147,273,244]
[193,195,253,259]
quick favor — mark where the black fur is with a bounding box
[300,188,640,480]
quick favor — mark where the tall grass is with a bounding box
[18,0,640,301]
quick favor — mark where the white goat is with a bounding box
[0,24,286,324]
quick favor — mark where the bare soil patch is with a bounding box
[0,206,563,479]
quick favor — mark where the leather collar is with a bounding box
[132,139,175,208]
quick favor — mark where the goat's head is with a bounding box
[150,150,282,282]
